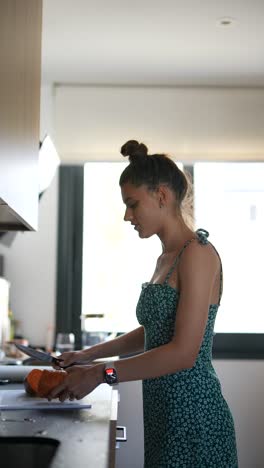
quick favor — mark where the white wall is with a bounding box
[40,84,55,141]
[0,174,58,347]
[54,85,264,162]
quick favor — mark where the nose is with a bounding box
[124,207,133,222]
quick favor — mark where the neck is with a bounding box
[157,217,195,253]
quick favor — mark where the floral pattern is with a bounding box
[136,230,238,468]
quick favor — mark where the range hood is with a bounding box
[0,198,34,231]
[0,135,60,235]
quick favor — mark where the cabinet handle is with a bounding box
[116,425,127,442]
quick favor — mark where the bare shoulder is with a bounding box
[178,239,220,278]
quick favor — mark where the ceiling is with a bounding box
[42,0,264,87]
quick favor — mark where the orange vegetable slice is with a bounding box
[24,369,67,398]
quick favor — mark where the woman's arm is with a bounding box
[112,242,219,382]
[88,325,145,360]
[56,325,145,368]
[99,241,219,383]
[48,242,220,400]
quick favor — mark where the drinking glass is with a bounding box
[55,333,75,355]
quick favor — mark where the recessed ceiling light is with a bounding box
[217,17,236,27]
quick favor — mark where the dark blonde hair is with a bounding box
[119,140,194,228]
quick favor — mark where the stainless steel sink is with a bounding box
[0,436,60,468]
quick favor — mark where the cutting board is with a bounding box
[0,389,92,410]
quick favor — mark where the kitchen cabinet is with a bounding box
[116,381,144,468]
[0,1,42,231]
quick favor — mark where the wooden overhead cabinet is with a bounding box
[0,0,42,231]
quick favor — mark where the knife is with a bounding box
[15,343,63,367]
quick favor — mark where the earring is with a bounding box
[159,200,163,209]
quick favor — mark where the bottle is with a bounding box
[8,308,15,341]
[45,324,55,353]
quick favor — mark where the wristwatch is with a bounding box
[104,362,118,386]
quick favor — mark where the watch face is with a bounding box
[105,367,118,385]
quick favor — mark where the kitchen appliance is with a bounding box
[0,135,60,245]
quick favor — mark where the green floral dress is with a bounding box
[136,229,238,468]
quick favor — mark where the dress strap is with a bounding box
[163,237,194,285]
[209,244,223,306]
[164,229,209,285]
[195,229,223,305]
[164,228,223,306]
[164,229,205,284]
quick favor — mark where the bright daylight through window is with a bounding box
[82,162,160,333]
[82,161,264,335]
[194,162,264,333]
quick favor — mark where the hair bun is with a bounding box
[120,140,148,162]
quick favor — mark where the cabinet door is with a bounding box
[108,388,119,468]
[0,0,42,230]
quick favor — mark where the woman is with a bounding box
[49,140,238,467]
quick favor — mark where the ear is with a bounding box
[156,185,169,207]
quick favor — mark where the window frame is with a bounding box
[56,165,84,350]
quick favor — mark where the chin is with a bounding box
[138,230,153,239]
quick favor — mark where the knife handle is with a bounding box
[52,358,75,369]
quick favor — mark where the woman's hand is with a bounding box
[47,364,104,402]
[54,349,95,369]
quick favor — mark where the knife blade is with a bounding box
[15,343,62,366]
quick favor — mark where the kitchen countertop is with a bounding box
[0,382,118,468]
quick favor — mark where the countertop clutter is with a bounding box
[0,382,118,468]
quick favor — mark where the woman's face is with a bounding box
[121,182,162,238]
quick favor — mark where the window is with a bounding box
[194,162,264,333]
[82,162,160,333]
[56,162,264,358]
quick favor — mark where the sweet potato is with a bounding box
[24,369,67,397]
[24,369,42,396]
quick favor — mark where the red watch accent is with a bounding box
[104,363,118,385]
